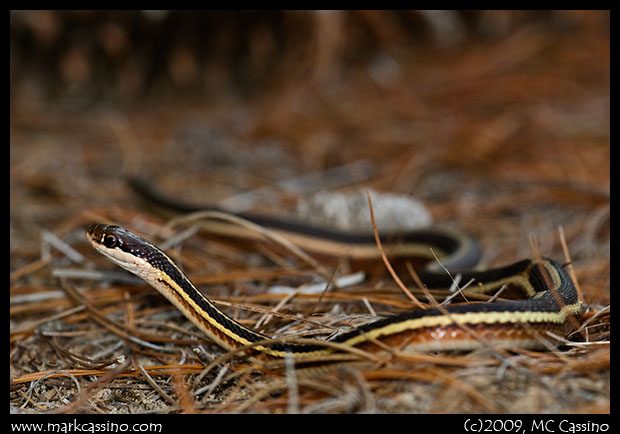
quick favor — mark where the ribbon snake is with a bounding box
[85,180,582,364]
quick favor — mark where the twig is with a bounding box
[162,211,333,280]
[49,358,132,414]
[365,191,426,309]
[285,355,299,413]
[41,229,86,264]
[135,362,177,407]
[558,225,585,303]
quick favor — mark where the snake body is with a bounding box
[86,221,581,359]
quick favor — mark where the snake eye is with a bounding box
[103,234,118,248]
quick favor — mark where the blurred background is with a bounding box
[10,11,610,413]
[10,9,610,276]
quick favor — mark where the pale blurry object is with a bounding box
[296,189,432,233]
